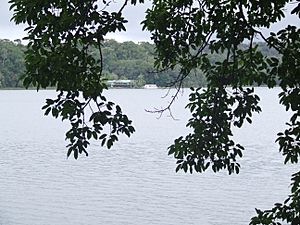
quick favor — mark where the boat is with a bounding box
[143,84,158,89]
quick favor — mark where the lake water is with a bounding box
[0,88,297,225]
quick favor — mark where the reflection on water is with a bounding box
[0,88,297,225]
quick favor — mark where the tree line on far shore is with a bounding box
[0,38,278,88]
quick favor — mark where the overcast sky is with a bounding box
[0,0,299,43]
[0,0,152,43]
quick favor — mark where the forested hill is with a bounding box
[0,39,25,88]
[0,38,279,88]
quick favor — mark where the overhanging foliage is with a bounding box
[9,0,300,224]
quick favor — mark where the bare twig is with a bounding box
[88,102,95,114]
[118,0,129,14]
[96,37,103,83]
[82,97,92,110]
[145,75,185,120]
[99,0,112,12]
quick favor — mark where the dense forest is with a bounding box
[0,39,25,88]
[0,38,279,88]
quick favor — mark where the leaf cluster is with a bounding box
[9,0,140,157]
[143,0,300,223]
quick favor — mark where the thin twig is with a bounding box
[118,0,129,14]
[99,0,112,12]
[145,76,184,120]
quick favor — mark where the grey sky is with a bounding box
[0,0,299,43]
[0,0,152,42]
[0,0,26,41]
[105,1,152,42]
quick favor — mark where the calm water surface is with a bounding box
[0,88,297,225]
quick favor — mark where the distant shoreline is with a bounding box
[0,87,56,90]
